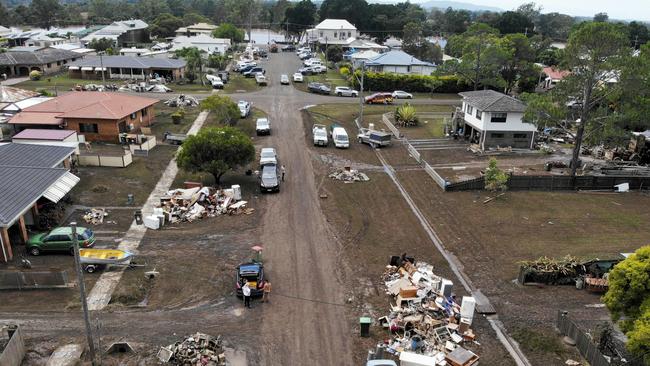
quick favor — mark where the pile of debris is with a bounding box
[519,255,581,285]
[144,185,253,229]
[82,208,108,225]
[164,94,199,107]
[370,256,480,365]
[329,167,370,183]
[157,332,226,365]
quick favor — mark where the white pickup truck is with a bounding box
[312,124,328,146]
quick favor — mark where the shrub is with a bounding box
[37,89,54,97]
[350,71,470,93]
[29,70,42,81]
[395,103,418,127]
[484,158,509,192]
[171,112,183,124]
[339,66,350,77]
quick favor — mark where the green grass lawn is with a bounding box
[223,73,261,93]
[293,69,349,93]
[149,103,202,140]
[203,106,266,138]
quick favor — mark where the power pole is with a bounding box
[71,222,97,365]
[99,52,105,85]
[358,62,365,128]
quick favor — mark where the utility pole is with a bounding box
[358,62,365,127]
[71,222,97,365]
[99,51,105,85]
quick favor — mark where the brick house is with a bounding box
[9,92,158,142]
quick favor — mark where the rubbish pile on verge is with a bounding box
[83,208,108,225]
[369,256,480,366]
[164,94,199,107]
[329,167,370,183]
[157,332,226,365]
[144,185,252,229]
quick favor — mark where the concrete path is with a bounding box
[0,77,29,86]
[86,111,209,311]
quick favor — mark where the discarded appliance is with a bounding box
[329,167,370,183]
[370,256,480,363]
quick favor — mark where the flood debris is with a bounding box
[157,332,226,365]
[329,167,370,183]
[164,94,199,107]
[368,255,480,365]
[82,208,108,225]
[145,185,252,229]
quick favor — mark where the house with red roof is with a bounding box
[542,67,570,89]
[8,92,158,142]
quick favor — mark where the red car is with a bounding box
[364,92,394,104]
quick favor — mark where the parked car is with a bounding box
[357,128,392,148]
[238,63,256,73]
[255,73,267,85]
[392,90,413,99]
[258,49,268,58]
[256,118,271,135]
[330,125,350,148]
[298,52,312,60]
[313,124,328,146]
[238,100,251,118]
[206,74,224,89]
[304,58,322,67]
[259,163,281,193]
[335,86,358,97]
[235,262,266,296]
[312,65,327,74]
[308,82,331,95]
[365,92,394,104]
[27,226,96,256]
[235,61,256,71]
[293,73,304,82]
[280,74,290,85]
[299,67,316,75]
[243,67,265,78]
[260,147,277,165]
[296,47,310,54]
[282,44,296,52]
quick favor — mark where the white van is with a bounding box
[331,126,349,148]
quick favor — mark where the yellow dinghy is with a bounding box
[79,248,133,265]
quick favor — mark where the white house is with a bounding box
[364,50,436,76]
[458,90,536,150]
[344,38,387,52]
[350,50,379,67]
[175,23,218,37]
[306,19,357,45]
[170,34,231,55]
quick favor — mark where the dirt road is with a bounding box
[247,53,354,365]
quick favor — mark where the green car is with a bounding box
[27,227,96,256]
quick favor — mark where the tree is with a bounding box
[270,0,290,28]
[500,33,538,93]
[318,0,368,30]
[515,2,542,26]
[183,13,211,25]
[89,38,116,52]
[523,22,630,177]
[207,54,229,69]
[221,0,262,42]
[603,246,650,364]
[537,12,575,41]
[177,127,255,184]
[628,21,650,49]
[30,0,61,29]
[166,0,186,17]
[484,158,508,191]
[136,0,171,22]
[326,45,343,63]
[494,11,534,35]
[439,7,471,34]
[200,95,240,125]
[402,22,443,65]
[149,13,184,38]
[593,12,609,23]
[0,2,9,25]
[612,43,650,144]
[284,0,316,40]
[537,47,563,66]
[212,23,245,43]
[177,47,204,84]
[436,23,507,91]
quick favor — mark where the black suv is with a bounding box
[259,164,281,193]
[235,262,266,296]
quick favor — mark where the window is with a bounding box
[466,105,474,115]
[57,61,61,66]
[333,32,337,38]
[141,108,148,117]
[130,112,137,119]
[319,31,323,37]
[513,133,528,139]
[45,234,69,242]
[79,123,99,133]
[475,109,481,119]
[47,63,51,68]
[491,133,505,138]
[118,121,128,133]
[491,112,507,122]
[348,32,351,37]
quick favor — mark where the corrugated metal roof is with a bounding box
[0,166,74,227]
[13,129,76,141]
[0,47,81,66]
[68,55,186,69]
[43,171,80,203]
[458,90,527,113]
[365,50,435,67]
[0,143,75,168]
[315,19,356,30]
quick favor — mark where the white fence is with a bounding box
[423,161,447,189]
[381,113,401,138]
[78,151,133,167]
[129,135,157,155]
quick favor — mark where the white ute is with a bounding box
[259,147,277,165]
[312,124,328,146]
[238,100,251,118]
[331,126,349,148]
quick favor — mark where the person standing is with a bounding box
[242,281,252,308]
[262,281,272,303]
[281,165,286,182]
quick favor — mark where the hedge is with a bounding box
[349,71,471,93]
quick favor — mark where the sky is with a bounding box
[412,0,649,21]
